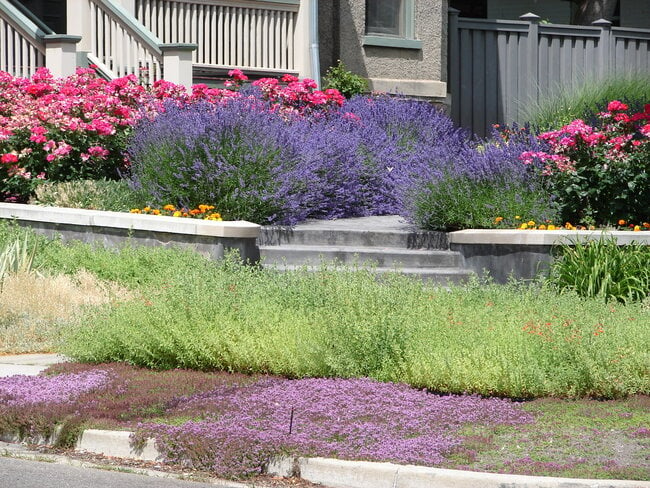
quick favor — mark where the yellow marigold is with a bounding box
[538,224,546,230]
[527,220,535,227]
[163,204,176,211]
[172,211,182,217]
[515,215,521,220]
[634,225,641,231]
[130,208,141,214]
[520,223,528,229]
[143,206,151,212]
[547,224,556,230]
[152,209,161,215]
[618,219,626,226]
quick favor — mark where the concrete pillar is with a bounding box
[43,35,82,77]
[160,43,197,89]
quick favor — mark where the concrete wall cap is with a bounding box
[0,203,260,239]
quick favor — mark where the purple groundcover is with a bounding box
[0,370,112,406]
[134,377,533,477]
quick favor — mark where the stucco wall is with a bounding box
[325,0,448,99]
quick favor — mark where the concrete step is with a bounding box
[259,226,449,250]
[259,245,463,268]
[264,264,475,285]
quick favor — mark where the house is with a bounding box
[1,0,450,102]
[2,0,649,135]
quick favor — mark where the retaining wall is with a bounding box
[0,203,261,263]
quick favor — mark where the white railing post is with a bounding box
[43,35,82,77]
[160,43,197,88]
[294,0,314,81]
[593,18,613,79]
[66,0,92,66]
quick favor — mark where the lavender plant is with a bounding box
[126,94,554,228]
[407,126,557,230]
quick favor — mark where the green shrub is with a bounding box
[323,60,368,99]
[31,179,147,212]
[549,237,650,303]
[525,74,650,131]
[412,173,556,231]
[55,247,648,399]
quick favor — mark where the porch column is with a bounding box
[160,43,197,89]
[43,35,82,77]
[294,0,315,82]
[66,0,92,66]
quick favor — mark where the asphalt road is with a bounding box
[0,456,241,488]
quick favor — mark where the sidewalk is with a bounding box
[0,353,66,377]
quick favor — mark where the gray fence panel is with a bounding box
[449,13,650,137]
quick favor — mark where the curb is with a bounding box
[60,429,650,488]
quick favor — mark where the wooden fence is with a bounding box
[448,10,650,137]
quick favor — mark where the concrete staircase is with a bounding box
[258,216,474,284]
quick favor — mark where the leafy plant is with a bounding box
[549,236,650,303]
[31,179,147,212]
[323,60,368,99]
[525,74,650,132]
[521,102,650,225]
[0,234,38,289]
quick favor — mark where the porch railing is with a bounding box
[0,0,46,77]
[135,0,300,73]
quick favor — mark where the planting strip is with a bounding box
[2,429,646,488]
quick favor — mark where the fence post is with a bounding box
[592,18,612,79]
[160,43,197,89]
[43,35,82,77]
[520,13,540,112]
[448,7,460,124]
[66,0,92,67]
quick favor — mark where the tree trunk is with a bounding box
[572,0,618,25]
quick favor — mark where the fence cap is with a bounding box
[592,18,613,28]
[160,43,198,52]
[519,12,541,22]
[42,34,82,44]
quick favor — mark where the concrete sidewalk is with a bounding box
[0,354,67,377]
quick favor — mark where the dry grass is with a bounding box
[0,270,132,354]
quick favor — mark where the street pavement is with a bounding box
[0,455,240,488]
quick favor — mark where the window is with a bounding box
[366,0,405,37]
[363,0,421,49]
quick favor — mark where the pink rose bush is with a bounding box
[520,101,650,225]
[0,67,344,202]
